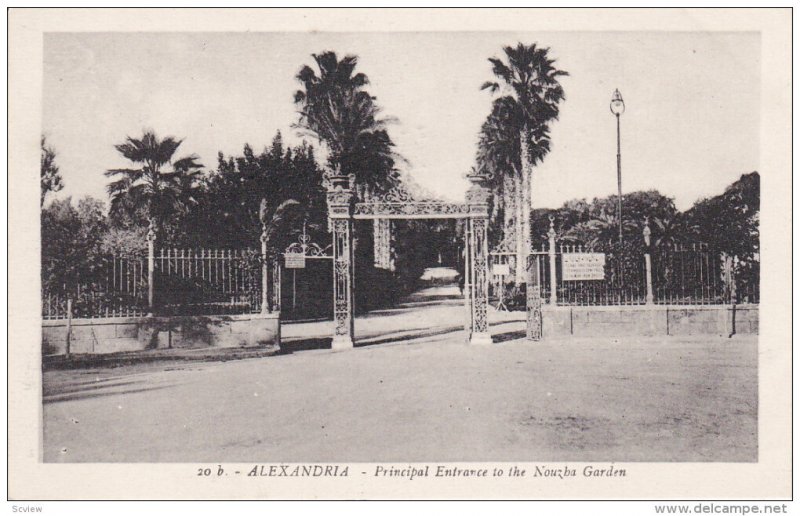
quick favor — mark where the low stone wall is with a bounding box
[542,304,758,338]
[42,312,281,356]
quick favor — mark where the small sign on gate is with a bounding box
[492,263,510,276]
[284,253,306,269]
[562,253,606,281]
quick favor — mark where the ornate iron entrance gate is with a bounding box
[281,224,333,315]
[325,172,493,350]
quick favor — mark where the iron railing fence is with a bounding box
[154,248,263,316]
[42,248,269,319]
[735,261,760,304]
[651,243,725,305]
[490,239,759,308]
[550,244,648,306]
[42,255,148,320]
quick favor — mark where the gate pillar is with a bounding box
[373,218,393,270]
[466,171,492,345]
[327,174,355,350]
[526,255,543,340]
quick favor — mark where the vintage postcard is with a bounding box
[7,7,792,502]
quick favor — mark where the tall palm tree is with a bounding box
[477,97,552,252]
[481,43,568,283]
[105,130,202,234]
[294,51,399,197]
[476,98,518,251]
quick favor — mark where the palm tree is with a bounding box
[477,97,552,254]
[477,98,517,249]
[294,51,399,197]
[481,43,568,283]
[563,210,638,251]
[105,130,202,235]
[648,215,688,250]
[259,198,301,261]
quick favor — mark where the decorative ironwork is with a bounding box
[375,183,441,203]
[324,174,356,348]
[284,233,333,258]
[353,201,472,219]
[379,187,414,203]
[464,170,492,345]
[272,260,281,312]
[469,218,490,338]
[326,174,355,217]
[373,218,393,270]
[324,171,494,347]
[331,218,354,346]
[526,254,543,340]
[547,215,558,306]
[490,233,517,255]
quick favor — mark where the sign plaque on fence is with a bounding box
[284,253,306,269]
[492,263,510,276]
[562,252,606,281]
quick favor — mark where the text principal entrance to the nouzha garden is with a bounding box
[325,171,493,349]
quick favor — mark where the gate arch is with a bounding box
[325,171,492,349]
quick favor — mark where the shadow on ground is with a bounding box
[493,329,527,343]
[280,324,468,354]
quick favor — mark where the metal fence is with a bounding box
[42,247,272,320]
[652,243,723,305]
[154,248,263,316]
[539,244,648,306]
[42,255,148,320]
[490,223,759,308]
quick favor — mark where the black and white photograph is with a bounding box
[7,7,792,504]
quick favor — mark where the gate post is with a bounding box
[327,174,355,350]
[146,219,156,316]
[643,217,654,305]
[466,171,492,345]
[272,259,281,312]
[548,216,558,306]
[526,254,543,340]
[260,223,270,313]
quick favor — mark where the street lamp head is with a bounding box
[610,88,625,116]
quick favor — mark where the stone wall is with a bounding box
[542,304,758,338]
[42,312,281,356]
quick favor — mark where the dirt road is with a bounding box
[42,281,757,462]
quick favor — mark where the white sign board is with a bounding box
[561,253,606,281]
[284,253,306,269]
[492,263,510,276]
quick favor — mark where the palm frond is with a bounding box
[488,57,513,84]
[263,199,301,244]
[172,155,203,172]
[104,168,144,179]
[480,81,500,93]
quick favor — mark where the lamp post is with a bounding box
[610,88,625,245]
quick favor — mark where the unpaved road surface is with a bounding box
[43,283,756,462]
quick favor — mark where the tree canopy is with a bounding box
[41,135,63,206]
[184,132,326,251]
[105,130,203,236]
[530,173,760,260]
[294,51,400,195]
[478,43,568,283]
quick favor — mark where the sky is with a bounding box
[43,31,759,211]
